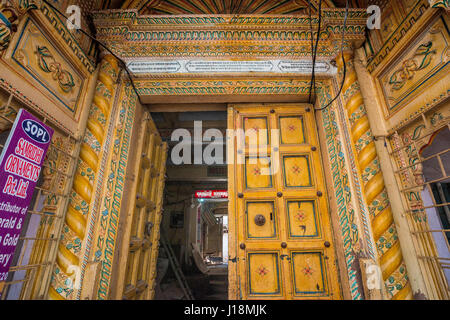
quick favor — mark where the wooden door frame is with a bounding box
[109,101,168,300]
[109,82,369,300]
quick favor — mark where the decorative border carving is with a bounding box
[320,89,365,300]
[92,10,367,59]
[367,0,430,73]
[388,89,449,133]
[93,82,136,300]
[39,2,96,73]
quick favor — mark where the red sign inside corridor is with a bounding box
[195,190,228,199]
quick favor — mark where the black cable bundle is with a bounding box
[40,0,350,113]
[314,0,349,111]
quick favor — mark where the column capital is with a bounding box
[99,50,118,64]
[333,50,355,70]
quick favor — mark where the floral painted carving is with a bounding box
[253,167,261,176]
[430,112,444,126]
[302,264,314,276]
[295,210,306,222]
[429,0,450,9]
[18,0,40,13]
[0,0,40,52]
[288,124,296,131]
[388,42,436,91]
[401,124,426,186]
[292,165,301,174]
[36,46,75,93]
[257,265,269,276]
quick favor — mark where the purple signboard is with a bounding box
[0,109,53,290]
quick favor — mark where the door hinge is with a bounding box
[229,256,239,263]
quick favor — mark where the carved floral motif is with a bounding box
[292,165,301,174]
[302,264,314,276]
[257,265,269,276]
[295,210,306,222]
[388,42,436,91]
[35,45,75,93]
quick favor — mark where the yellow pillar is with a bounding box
[48,54,120,300]
[336,51,413,300]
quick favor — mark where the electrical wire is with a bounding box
[314,0,349,111]
[39,0,148,108]
[40,0,349,113]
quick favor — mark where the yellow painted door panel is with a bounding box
[119,113,167,300]
[228,104,341,300]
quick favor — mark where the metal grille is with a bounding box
[0,89,80,300]
[387,116,450,300]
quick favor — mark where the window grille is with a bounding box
[387,116,450,300]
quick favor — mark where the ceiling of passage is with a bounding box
[120,0,343,15]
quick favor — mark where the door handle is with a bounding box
[254,214,266,226]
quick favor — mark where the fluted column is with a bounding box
[48,54,119,300]
[336,51,413,300]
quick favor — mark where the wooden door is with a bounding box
[228,104,341,300]
[118,112,168,300]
